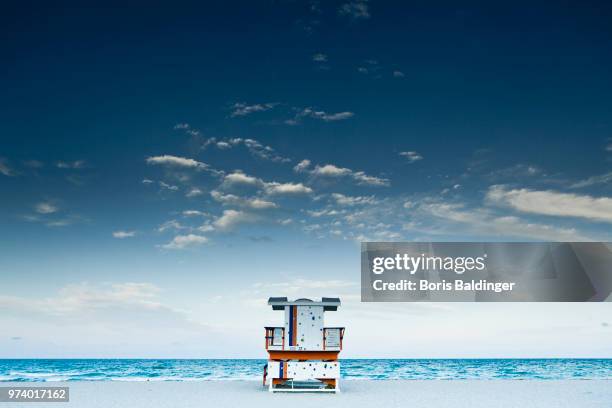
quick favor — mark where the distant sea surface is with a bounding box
[1,359,611,382]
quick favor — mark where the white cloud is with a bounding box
[486,185,612,223]
[264,182,313,195]
[0,159,15,176]
[173,123,201,138]
[223,171,263,187]
[186,187,204,197]
[399,151,423,163]
[570,172,612,188]
[312,164,352,177]
[419,201,590,241]
[157,219,187,233]
[338,0,370,20]
[606,143,612,152]
[161,234,209,250]
[331,193,377,206]
[286,107,354,125]
[1,282,168,318]
[213,210,258,231]
[310,163,390,186]
[307,208,344,217]
[293,159,311,173]
[312,53,328,62]
[230,102,277,117]
[205,138,290,163]
[159,181,178,191]
[113,231,136,239]
[198,223,214,233]
[485,164,542,180]
[45,219,72,228]
[352,171,390,186]
[222,170,314,198]
[252,278,356,295]
[393,70,405,78]
[35,202,58,214]
[210,190,278,210]
[56,160,86,169]
[246,198,278,209]
[146,155,208,169]
[142,179,154,184]
[182,210,208,217]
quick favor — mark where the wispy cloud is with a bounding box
[357,59,380,75]
[146,155,208,169]
[211,190,278,210]
[45,219,74,228]
[417,201,591,241]
[35,202,58,214]
[230,102,278,117]
[399,151,423,163]
[352,171,389,186]
[172,123,200,136]
[338,0,370,20]
[300,161,390,186]
[56,160,86,169]
[285,107,354,125]
[252,278,356,295]
[159,181,179,191]
[393,70,405,78]
[182,210,208,217]
[570,172,612,188]
[158,219,188,233]
[0,158,15,176]
[222,171,313,196]
[486,185,612,223]
[161,234,209,249]
[113,231,136,239]
[186,187,204,197]
[331,193,377,206]
[23,160,44,169]
[293,159,311,173]
[312,53,328,62]
[202,138,290,163]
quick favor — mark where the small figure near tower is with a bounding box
[263,297,345,392]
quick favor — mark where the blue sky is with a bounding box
[1,1,612,358]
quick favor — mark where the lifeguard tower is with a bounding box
[263,297,345,393]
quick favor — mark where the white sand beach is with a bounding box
[3,380,611,408]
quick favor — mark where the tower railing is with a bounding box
[264,326,345,351]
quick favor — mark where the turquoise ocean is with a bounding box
[1,359,611,381]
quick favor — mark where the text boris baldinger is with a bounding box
[372,279,515,293]
[360,242,612,302]
[369,253,515,294]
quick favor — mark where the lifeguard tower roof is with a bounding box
[267,297,341,311]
